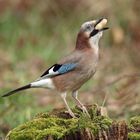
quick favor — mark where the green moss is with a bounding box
[128,132,140,140]
[7,117,78,140]
[128,116,140,140]
[128,116,140,132]
[77,113,112,135]
[6,107,140,140]
[6,106,112,140]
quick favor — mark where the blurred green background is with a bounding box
[0,0,140,138]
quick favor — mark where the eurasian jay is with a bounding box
[2,18,109,118]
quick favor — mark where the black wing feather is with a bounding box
[40,64,62,77]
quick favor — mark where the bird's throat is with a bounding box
[89,37,99,55]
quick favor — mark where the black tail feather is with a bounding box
[1,84,31,97]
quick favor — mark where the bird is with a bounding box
[2,18,109,118]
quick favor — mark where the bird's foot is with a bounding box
[65,110,76,118]
[77,105,90,117]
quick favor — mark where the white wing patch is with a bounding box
[48,66,59,76]
[39,64,62,79]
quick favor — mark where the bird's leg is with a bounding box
[72,91,90,117]
[60,92,76,118]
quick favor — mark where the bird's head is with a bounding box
[76,18,109,49]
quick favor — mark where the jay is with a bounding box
[2,18,109,118]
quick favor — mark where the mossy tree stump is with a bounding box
[5,105,140,140]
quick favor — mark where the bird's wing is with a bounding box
[37,63,77,80]
[36,50,81,81]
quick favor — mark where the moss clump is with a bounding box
[128,133,140,140]
[128,116,140,140]
[7,117,78,140]
[6,105,112,140]
[128,116,140,132]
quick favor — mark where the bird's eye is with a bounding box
[87,25,92,30]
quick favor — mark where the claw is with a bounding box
[81,106,90,117]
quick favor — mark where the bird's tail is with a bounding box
[1,84,31,97]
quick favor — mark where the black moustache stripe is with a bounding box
[90,29,98,37]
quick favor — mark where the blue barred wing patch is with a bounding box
[58,63,77,74]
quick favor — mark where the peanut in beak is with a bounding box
[95,19,108,30]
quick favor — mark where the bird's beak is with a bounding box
[90,18,109,37]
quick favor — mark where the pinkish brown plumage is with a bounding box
[53,49,98,92]
[2,18,109,118]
